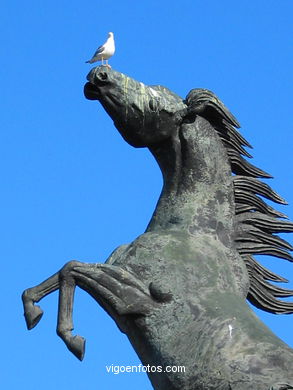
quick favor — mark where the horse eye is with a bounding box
[149,99,156,111]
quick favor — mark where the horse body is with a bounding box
[107,229,293,389]
[23,66,293,389]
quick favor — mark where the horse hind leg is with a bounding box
[22,272,59,330]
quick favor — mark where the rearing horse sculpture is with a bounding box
[23,66,293,390]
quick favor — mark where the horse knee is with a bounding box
[22,288,33,303]
[22,286,40,302]
[59,260,81,280]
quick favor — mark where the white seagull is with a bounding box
[86,32,115,66]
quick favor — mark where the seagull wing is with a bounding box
[85,44,106,63]
[93,44,105,56]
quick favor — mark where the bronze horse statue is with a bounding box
[23,66,293,390]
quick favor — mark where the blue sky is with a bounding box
[2,1,293,389]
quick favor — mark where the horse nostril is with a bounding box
[98,72,108,81]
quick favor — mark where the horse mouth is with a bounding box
[84,81,100,100]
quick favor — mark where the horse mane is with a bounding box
[184,88,293,314]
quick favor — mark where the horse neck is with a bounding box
[146,116,235,245]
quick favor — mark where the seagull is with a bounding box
[86,32,115,66]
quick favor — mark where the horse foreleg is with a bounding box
[56,261,86,361]
[56,261,161,361]
[22,272,59,330]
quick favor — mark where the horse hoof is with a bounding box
[68,335,86,361]
[24,305,43,330]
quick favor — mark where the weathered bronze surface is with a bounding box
[23,66,293,389]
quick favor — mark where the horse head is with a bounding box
[84,66,187,147]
